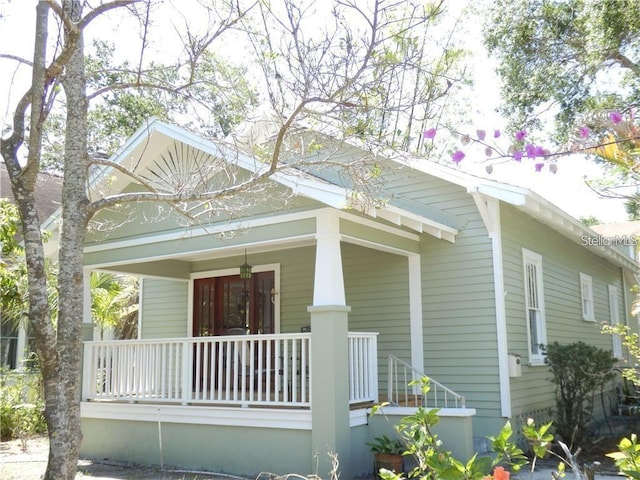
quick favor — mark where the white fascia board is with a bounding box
[389,154,475,189]
[469,183,528,206]
[41,207,61,232]
[471,183,639,271]
[271,171,350,208]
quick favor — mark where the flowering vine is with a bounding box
[423,109,640,174]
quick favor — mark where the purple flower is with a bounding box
[451,150,465,163]
[515,129,527,141]
[609,111,623,124]
[476,129,486,141]
[534,146,546,157]
[484,146,493,156]
[579,126,590,138]
[525,143,536,158]
[423,128,437,139]
[513,150,523,162]
[494,129,501,138]
[549,163,558,174]
[535,163,544,172]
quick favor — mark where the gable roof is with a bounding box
[41,117,638,271]
[79,118,459,242]
[1,162,63,223]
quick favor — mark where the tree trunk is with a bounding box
[0,1,67,475]
[38,0,89,480]
[42,1,90,478]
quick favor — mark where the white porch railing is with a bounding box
[82,332,378,408]
[348,332,378,404]
[388,354,465,408]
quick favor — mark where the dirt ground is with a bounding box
[0,436,252,480]
[0,430,631,480]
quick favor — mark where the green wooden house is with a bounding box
[43,119,637,478]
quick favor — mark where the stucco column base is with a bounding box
[307,304,351,479]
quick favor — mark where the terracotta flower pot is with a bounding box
[374,453,403,478]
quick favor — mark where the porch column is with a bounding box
[82,269,94,341]
[308,210,352,478]
[408,254,424,382]
[15,326,27,369]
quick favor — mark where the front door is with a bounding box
[193,271,275,337]
[192,272,276,392]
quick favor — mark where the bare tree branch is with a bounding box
[0,53,34,67]
[78,0,142,30]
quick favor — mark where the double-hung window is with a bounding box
[580,273,594,321]
[608,285,623,359]
[523,249,547,364]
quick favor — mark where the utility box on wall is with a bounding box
[508,353,522,377]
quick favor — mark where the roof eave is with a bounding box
[471,184,639,271]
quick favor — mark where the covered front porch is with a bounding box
[82,331,378,408]
[79,332,475,478]
[78,208,472,477]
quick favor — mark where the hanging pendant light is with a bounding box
[239,249,252,279]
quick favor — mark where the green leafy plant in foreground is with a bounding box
[607,434,640,480]
[372,378,640,480]
[372,378,531,480]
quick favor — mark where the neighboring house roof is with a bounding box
[590,221,640,238]
[41,117,639,272]
[590,221,640,265]
[1,162,63,222]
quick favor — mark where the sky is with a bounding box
[446,2,630,223]
[0,0,631,223]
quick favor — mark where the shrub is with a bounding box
[544,341,616,447]
[0,369,47,446]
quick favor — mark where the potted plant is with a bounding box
[368,435,405,478]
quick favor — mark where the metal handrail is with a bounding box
[388,354,465,408]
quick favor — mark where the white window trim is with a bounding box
[523,248,547,365]
[580,273,595,322]
[608,284,623,359]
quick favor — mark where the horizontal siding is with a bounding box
[140,278,189,338]
[343,243,410,393]
[278,248,315,332]
[409,179,501,429]
[501,203,626,418]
